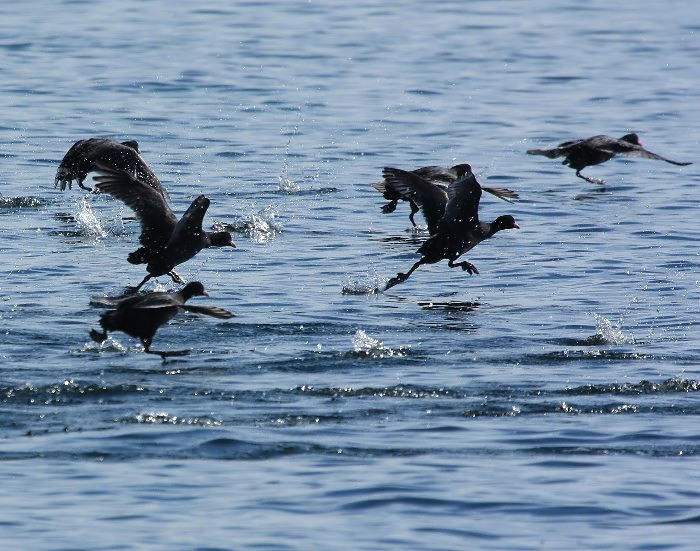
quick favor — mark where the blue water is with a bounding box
[2,0,700,548]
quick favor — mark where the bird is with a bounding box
[382,165,519,291]
[527,133,691,184]
[90,281,233,358]
[55,137,166,198]
[92,166,235,293]
[380,165,518,234]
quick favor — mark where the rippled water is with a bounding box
[2,0,700,549]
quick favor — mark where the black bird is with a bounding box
[372,165,469,228]
[380,165,518,234]
[527,133,691,184]
[90,281,233,358]
[383,165,519,291]
[92,166,235,292]
[55,137,166,197]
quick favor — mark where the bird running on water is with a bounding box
[90,281,233,358]
[382,164,519,291]
[92,166,235,293]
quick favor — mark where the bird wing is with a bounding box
[92,166,178,248]
[182,304,234,319]
[381,167,448,232]
[167,195,210,247]
[55,138,167,198]
[412,165,455,185]
[618,145,692,166]
[440,170,482,230]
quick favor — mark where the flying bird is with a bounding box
[527,133,691,184]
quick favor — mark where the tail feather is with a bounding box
[482,186,519,203]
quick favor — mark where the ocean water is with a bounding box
[2,0,700,548]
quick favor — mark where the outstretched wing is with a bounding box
[168,195,210,246]
[619,145,692,166]
[440,169,482,231]
[381,167,448,233]
[93,166,178,248]
[182,304,234,319]
[55,138,167,197]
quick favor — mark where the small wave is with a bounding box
[0,195,43,210]
[565,377,700,396]
[213,206,282,243]
[349,329,409,358]
[121,411,222,426]
[1,380,146,404]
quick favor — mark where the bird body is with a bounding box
[527,133,691,183]
[90,281,233,357]
[382,165,518,291]
[92,167,235,292]
[55,138,165,197]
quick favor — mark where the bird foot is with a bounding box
[169,271,185,284]
[383,273,408,291]
[381,201,397,214]
[122,285,141,296]
[462,262,479,275]
[89,329,107,343]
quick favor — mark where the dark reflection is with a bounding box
[418,300,481,313]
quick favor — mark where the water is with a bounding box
[2,0,700,548]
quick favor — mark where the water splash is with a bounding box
[342,274,386,295]
[350,330,409,358]
[592,314,634,345]
[278,172,301,193]
[213,206,282,243]
[74,197,107,239]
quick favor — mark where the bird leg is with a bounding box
[77,177,94,192]
[124,274,153,295]
[168,271,184,284]
[90,329,108,343]
[448,258,479,275]
[381,200,398,214]
[408,200,420,227]
[383,258,426,291]
[575,171,605,185]
[141,337,189,359]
